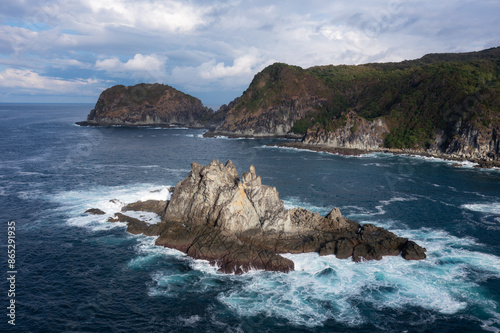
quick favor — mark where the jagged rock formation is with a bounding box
[77,83,220,128]
[98,160,426,274]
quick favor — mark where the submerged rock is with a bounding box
[85,208,106,215]
[102,159,426,273]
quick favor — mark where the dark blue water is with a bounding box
[1,103,499,332]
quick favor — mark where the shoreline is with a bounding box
[202,130,303,140]
[75,121,214,130]
[74,121,499,169]
[271,142,500,169]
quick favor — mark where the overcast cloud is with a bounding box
[0,0,498,106]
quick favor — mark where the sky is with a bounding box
[0,0,499,108]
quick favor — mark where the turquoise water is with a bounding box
[1,104,499,332]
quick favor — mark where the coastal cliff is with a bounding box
[77,83,219,128]
[78,47,500,163]
[302,110,389,150]
[90,160,426,274]
[205,63,332,137]
[207,47,500,163]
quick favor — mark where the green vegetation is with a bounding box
[99,83,202,109]
[232,47,500,148]
[235,63,322,113]
[291,117,313,134]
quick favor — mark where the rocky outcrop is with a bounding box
[100,160,426,274]
[77,83,219,128]
[204,63,332,138]
[303,110,389,150]
[429,123,500,162]
[85,208,106,215]
[206,96,327,138]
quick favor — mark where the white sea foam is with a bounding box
[210,135,251,140]
[263,145,499,172]
[17,189,45,200]
[18,171,48,176]
[373,196,419,215]
[462,203,500,215]
[51,184,172,232]
[217,225,500,327]
[146,127,190,130]
[342,195,419,219]
[52,183,500,329]
[122,210,162,224]
[127,236,186,269]
[143,204,500,328]
[283,196,330,215]
[401,154,500,171]
[363,162,391,167]
[213,197,500,327]
[177,315,201,327]
[148,260,223,297]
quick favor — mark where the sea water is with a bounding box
[0,103,499,332]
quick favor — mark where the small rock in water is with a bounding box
[85,208,106,215]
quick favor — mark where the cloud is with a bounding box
[85,0,212,33]
[95,54,167,81]
[0,25,38,53]
[0,0,499,103]
[168,48,273,92]
[0,68,99,94]
[199,52,261,79]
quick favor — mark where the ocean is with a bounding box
[1,103,499,332]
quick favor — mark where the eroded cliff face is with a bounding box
[430,122,500,161]
[303,111,389,150]
[210,96,328,137]
[302,118,500,162]
[205,63,332,137]
[78,83,217,128]
[96,160,426,274]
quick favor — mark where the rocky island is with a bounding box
[88,160,426,274]
[76,83,221,128]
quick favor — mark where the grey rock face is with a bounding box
[303,110,389,150]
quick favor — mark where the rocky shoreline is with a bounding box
[273,142,500,169]
[202,130,303,140]
[75,120,211,130]
[86,160,426,274]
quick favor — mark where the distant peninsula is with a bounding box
[78,47,500,165]
[207,47,500,165]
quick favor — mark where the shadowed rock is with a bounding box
[108,213,160,236]
[85,208,106,215]
[123,200,168,219]
[102,159,426,274]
